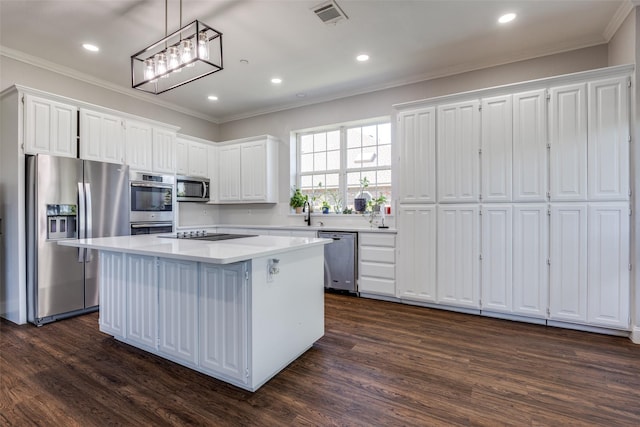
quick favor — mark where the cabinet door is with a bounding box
[199,263,248,384]
[549,83,587,201]
[587,77,629,201]
[188,142,209,177]
[549,204,587,322]
[437,205,480,308]
[513,90,547,202]
[397,206,436,302]
[207,145,218,203]
[80,110,103,160]
[240,141,267,200]
[397,107,436,203]
[126,254,158,349]
[513,205,548,318]
[437,100,480,202]
[481,95,512,202]
[24,95,78,157]
[218,145,241,201]
[158,259,199,365]
[481,205,512,313]
[125,120,153,171]
[175,138,189,175]
[80,109,124,164]
[99,251,126,338]
[587,203,630,329]
[152,128,176,173]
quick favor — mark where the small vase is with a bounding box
[322,207,329,214]
[354,198,367,213]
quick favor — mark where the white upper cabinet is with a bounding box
[125,120,153,172]
[481,95,513,202]
[176,135,210,177]
[437,100,480,203]
[80,108,125,164]
[437,204,480,308]
[152,127,176,174]
[549,83,587,201]
[512,204,548,319]
[587,203,630,329]
[207,145,219,203]
[481,205,513,313]
[512,90,547,202]
[397,107,436,203]
[218,144,241,201]
[24,94,78,158]
[587,77,629,201]
[175,138,188,175]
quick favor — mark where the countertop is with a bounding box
[178,224,398,234]
[59,234,331,264]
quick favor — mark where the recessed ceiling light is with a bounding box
[82,43,99,52]
[498,13,516,24]
[271,78,282,84]
[356,54,369,62]
[296,93,306,98]
[207,95,218,101]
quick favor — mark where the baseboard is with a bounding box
[631,326,640,344]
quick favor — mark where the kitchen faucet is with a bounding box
[303,200,311,226]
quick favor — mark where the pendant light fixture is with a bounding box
[131,0,223,95]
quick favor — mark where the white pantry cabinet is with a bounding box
[397,206,436,302]
[437,100,480,203]
[481,95,512,202]
[358,232,396,297]
[125,120,153,171]
[158,259,199,366]
[587,77,629,201]
[99,251,126,338]
[24,94,78,158]
[480,205,512,313]
[512,89,547,202]
[549,83,588,201]
[199,262,248,384]
[437,205,480,308]
[587,203,630,329]
[80,108,125,164]
[397,107,436,203]
[126,254,158,349]
[512,205,548,318]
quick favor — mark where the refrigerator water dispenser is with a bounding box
[46,204,77,240]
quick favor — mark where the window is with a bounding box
[297,120,391,212]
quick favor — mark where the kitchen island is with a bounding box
[60,234,330,391]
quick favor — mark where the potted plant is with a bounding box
[370,194,387,212]
[354,177,371,213]
[289,188,306,214]
[321,200,330,214]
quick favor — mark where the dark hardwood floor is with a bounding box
[2,293,640,426]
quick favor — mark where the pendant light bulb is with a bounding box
[144,58,156,81]
[155,52,168,78]
[167,46,181,72]
[181,39,193,66]
[198,31,209,60]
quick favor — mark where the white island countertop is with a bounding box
[59,234,331,264]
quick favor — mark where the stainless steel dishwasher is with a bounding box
[318,231,357,293]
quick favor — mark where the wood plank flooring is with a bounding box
[2,293,640,426]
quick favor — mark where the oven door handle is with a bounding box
[131,222,173,228]
[131,182,174,189]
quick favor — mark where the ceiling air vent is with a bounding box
[312,1,348,25]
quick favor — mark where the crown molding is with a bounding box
[603,0,636,41]
[0,45,220,124]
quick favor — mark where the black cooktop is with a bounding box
[163,232,257,241]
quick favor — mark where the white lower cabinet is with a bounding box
[126,254,158,349]
[158,259,199,365]
[199,263,248,384]
[437,205,480,308]
[512,205,548,318]
[481,205,512,313]
[397,206,436,302]
[358,232,396,296]
[99,251,126,337]
[587,203,630,329]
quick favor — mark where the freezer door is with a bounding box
[83,160,130,308]
[27,155,85,323]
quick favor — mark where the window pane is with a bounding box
[362,125,377,147]
[327,150,340,170]
[300,153,313,173]
[312,174,326,189]
[314,133,326,152]
[362,147,377,165]
[347,171,361,187]
[313,152,326,171]
[347,147,360,169]
[377,169,391,184]
[300,135,313,154]
[327,130,340,150]
[378,144,392,167]
[378,123,391,145]
[347,127,361,148]
[300,175,312,188]
[326,173,339,188]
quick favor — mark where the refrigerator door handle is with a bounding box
[77,182,86,262]
[85,182,94,262]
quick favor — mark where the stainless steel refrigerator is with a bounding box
[27,154,129,325]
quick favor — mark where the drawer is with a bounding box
[358,277,395,296]
[359,261,395,280]
[359,246,395,263]
[359,233,395,247]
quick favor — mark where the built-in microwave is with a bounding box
[129,171,175,223]
[176,175,210,202]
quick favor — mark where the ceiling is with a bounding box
[0,0,633,123]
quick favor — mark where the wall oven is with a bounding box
[129,171,174,234]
